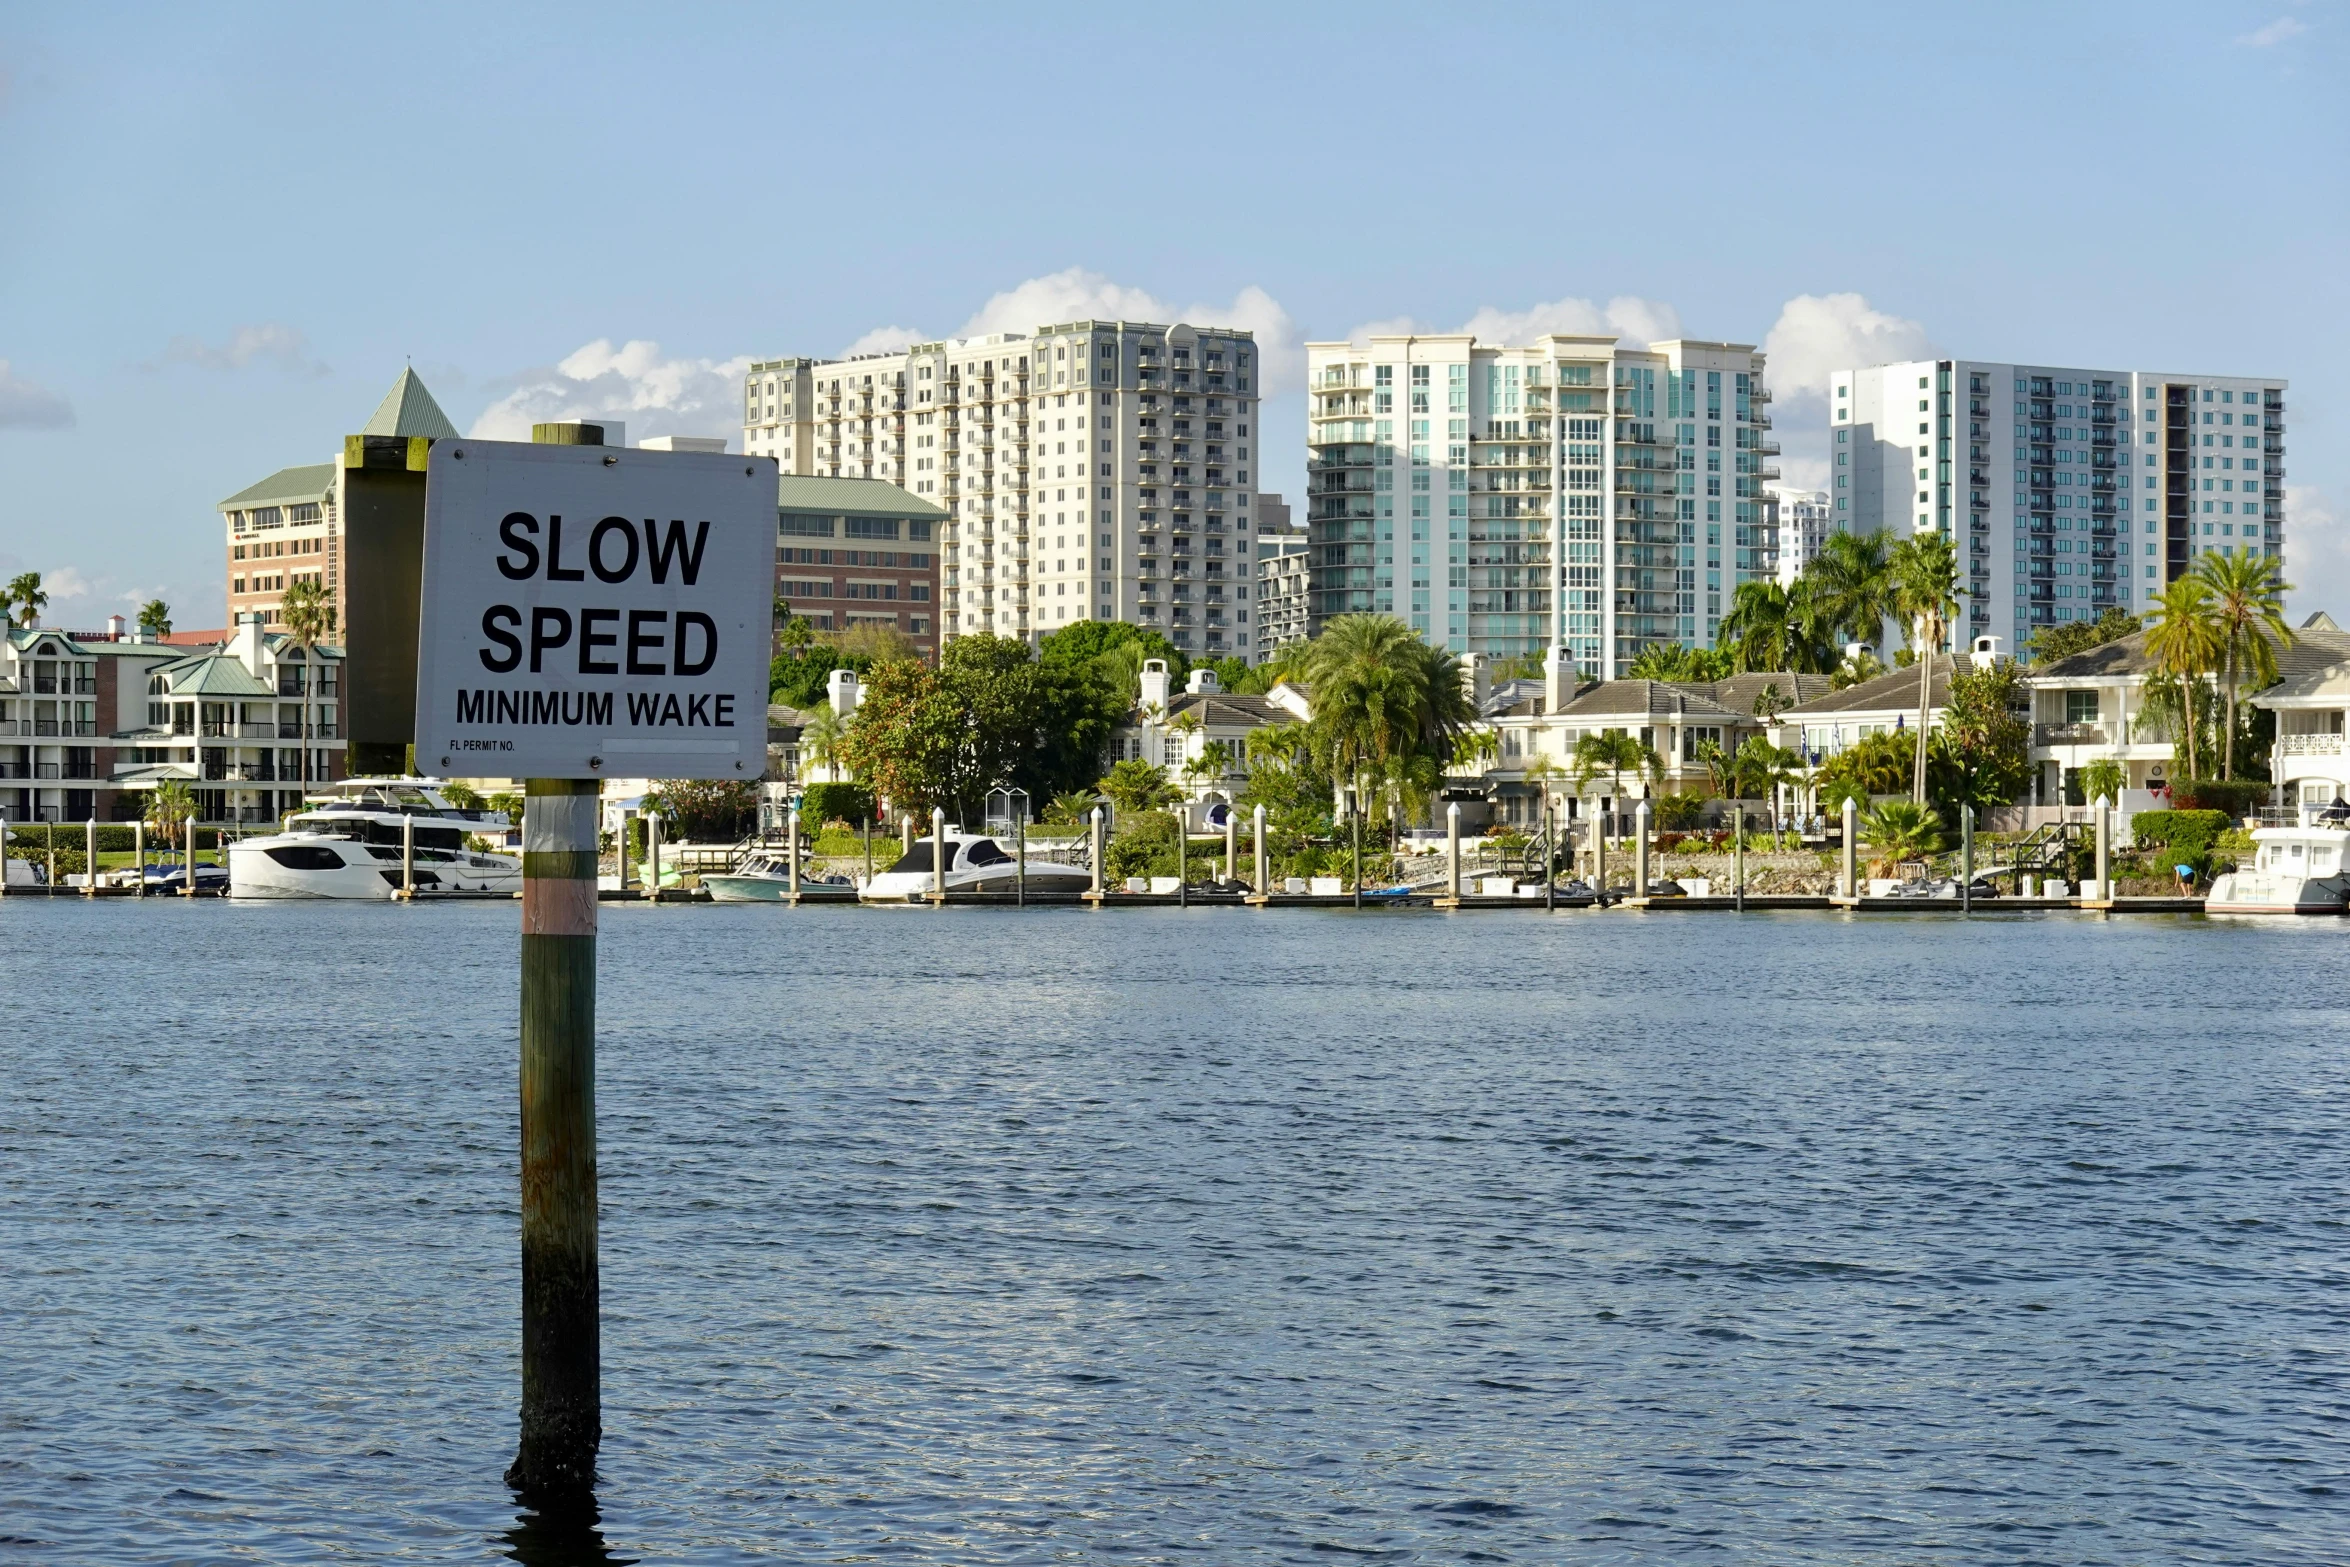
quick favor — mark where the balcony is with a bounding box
[2280,733,2345,756]
[2035,722,2108,746]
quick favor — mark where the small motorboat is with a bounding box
[703,852,855,902]
[861,828,1093,901]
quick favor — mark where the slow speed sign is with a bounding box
[414,440,776,780]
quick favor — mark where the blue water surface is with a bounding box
[2,900,2345,1563]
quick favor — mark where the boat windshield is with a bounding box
[962,838,1012,867]
[892,841,960,874]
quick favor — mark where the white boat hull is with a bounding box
[229,835,521,899]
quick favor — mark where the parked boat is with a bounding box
[2205,822,2350,915]
[703,852,855,902]
[227,779,519,899]
[861,828,1092,901]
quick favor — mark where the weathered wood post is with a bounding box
[861,816,872,889]
[402,811,416,899]
[1594,805,1607,895]
[133,819,145,898]
[902,812,915,858]
[1015,808,1025,906]
[0,809,8,899]
[507,776,601,1498]
[1633,799,1650,899]
[1089,806,1105,897]
[1447,801,1462,903]
[2094,795,2111,901]
[1961,806,1973,914]
[84,817,97,896]
[1544,799,1556,911]
[1840,794,1858,901]
[1174,805,1188,908]
[1252,803,1267,895]
[1733,803,1745,913]
[930,806,946,902]
[618,808,635,892]
[784,805,799,906]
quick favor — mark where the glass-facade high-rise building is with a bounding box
[1304,334,1775,678]
[1832,360,2286,651]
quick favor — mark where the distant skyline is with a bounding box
[3,2,2343,629]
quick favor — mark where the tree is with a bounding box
[798,701,846,779]
[2145,575,2223,785]
[1861,799,1943,874]
[137,599,172,638]
[646,778,759,841]
[1570,731,1662,811]
[1810,529,1897,647]
[1928,659,2032,815]
[4,572,47,629]
[278,579,336,796]
[1183,738,1235,789]
[1831,649,1889,690]
[440,781,485,811]
[1043,789,1099,828]
[1299,615,1475,836]
[834,620,921,666]
[145,780,196,854]
[2077,758,2126,808]
[2194,549,2294,780]
[1813,730,1912,812]
[2027,606,2140,664]
[1100,757,1179,815]
[1891,531,1965,803]
[1625,642,1733,682]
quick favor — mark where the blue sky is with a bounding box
[3,1,2344,628]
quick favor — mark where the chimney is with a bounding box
[106,615,126,640]
[1543,643,1573,714]
[1971,634,2004,672]
[826,667,861,717]
[1462,652,1491,711]
[1186,667,1220,695]
[1139,658,1171,712]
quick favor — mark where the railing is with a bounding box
[2279,733,2345,755]
[2035,722,2108,745]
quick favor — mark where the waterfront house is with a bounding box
[2247,612,2350,816]
[1108,659,1310,827]
[2018,631,2173,810]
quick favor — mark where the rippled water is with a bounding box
[4,900,2348,1563]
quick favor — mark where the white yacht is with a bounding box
[861,827,1093,902]
[228,779,521,899]
[703,851,855,902]
[2204,815,2350,915]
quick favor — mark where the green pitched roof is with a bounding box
[219,462,336,510]
[163,656,274,697]
[361,368,460,439]
[776,474,947,520]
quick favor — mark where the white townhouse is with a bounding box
[2252,613,2350,819]
[1108,660,1310,829]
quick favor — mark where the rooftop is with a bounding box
[776,474,948,521]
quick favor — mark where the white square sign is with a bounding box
[414,439,776,780]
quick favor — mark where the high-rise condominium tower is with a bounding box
[743,320,1264,656]
[1303,334,1775,678]
[1832,360,2285,650]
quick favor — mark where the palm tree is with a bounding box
[1891,532,1965,804]
[146,780,196,869]
[1809,529,1897,649]
[4,572,46,629]
[2193,550,2294,780]
[798,701,847,782]
[1860,799,1943,876]
[2145,576,2223,783]
[278,580,336,799]
[1100,757,1179,816]
[1300,615,1475,839]
[1570,730,1663,842]
[137,599,172,638]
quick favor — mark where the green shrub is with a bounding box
[798,781,874,828]
[2166,778,2268,818]
[2131,809,2230,876]
[1103,813,1181,881]
[1654,791,1707,831]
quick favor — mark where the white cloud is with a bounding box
[1762,292,1934,403]
[151,322,329,377]
[837,267,1308,395]
[41,566,92,600]
[2284,484,2349,620]
[0,360,74,429]
[2237,16,2308,46]
[1459,294,1684,347]
[839,324,925,358]
[468,338,752,446]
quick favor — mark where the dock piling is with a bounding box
[930,807,946,903]
[84,818,96,896]
[2094,795,2112,904]
[1252,804,1267,896]
[1223,811,1236,885]
[1733,805,1745,913]
[402,812,415,899]
[508,777,601,1500]
[1174,806,1187,908]
[133,820,144,898]
[1839,796,1857,901]
[1089,807,1105,898]
[1634,800,1650,900]
[1961,807,1972,914]
[1446,802,1462,905]
[784,806,800,906]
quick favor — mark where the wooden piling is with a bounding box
[929,807,946,903]
[507,776,600,1499]
[1839,796,1858,903]
[1089,807,1105,899]
[133,820,144,898]
[784,806,800,906]
[1961,807,1972,914]
[1175,806,1187,908]
[401,811,415,899]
